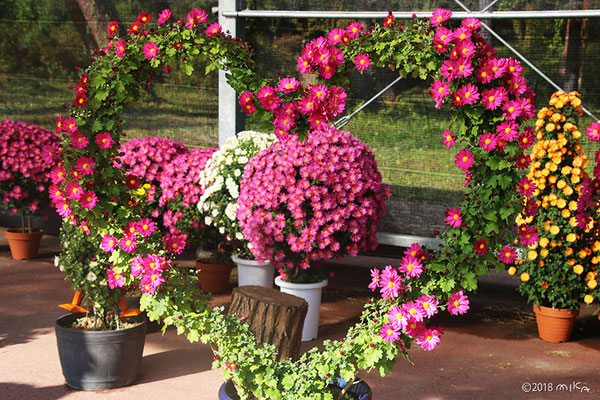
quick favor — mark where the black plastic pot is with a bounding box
[218,377,371,400]
[55,313,146,390]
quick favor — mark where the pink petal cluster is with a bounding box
[237,126,389,273]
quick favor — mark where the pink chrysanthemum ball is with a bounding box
[237,126,390,274]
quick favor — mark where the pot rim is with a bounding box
[275,276,328,290]
[533,304,580,318]
[55,312,146,336]
[6,228,43,235]
[231,255,271,266]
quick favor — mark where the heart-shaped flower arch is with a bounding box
[52,7,537,399]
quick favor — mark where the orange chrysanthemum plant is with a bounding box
[512,91,599,310]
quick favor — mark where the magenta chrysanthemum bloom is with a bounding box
[431,8,452,27]
[586,122,600,141]
[137,12,150,24]
[65,182,83,200]
[56,200,72,218]
[429,80,451,109]
[496,120,519,142]
[434,27,453,46]
[95,132,114,149]
[257,86,280,111]
[498,246,517,264]
[447,291,470,315]
[455,149,474,171]
[514,154,531,170]
[380,324,400,343]
[101,235,117,252]
[50,165,67,184]
[119,233,137,253]
[518,127,535,149]
[346,22,362,39]
[79,190,98,209]
[416,328,442,351]
[444,207,462,228]
[387,305,409,330]
[63,117,78,133]
[140,272,165,294]
[158,9,171,25]
[405,320,425,337]
[455,41,476,59]
[418,294,439,318]
[452,27,471,43]
[131,255,144,277]
[403,301,425,322]
[479,132,497,152]
[441,129,455,148]
[239,91,256,115]
[502,100,523,121]
[114,39,127,57]
[70,131,89,150]
[399,255,423,279]
[327,28,345,45]
[107,21,118,37]
[137,218,155,237]
[519,225,538,247]
[143,254,162,272]
[456,83,479,106]
[206,22,221,36]
[186,8,208,29]
[142,41,159,60]
[107,268,125,289]
[518,177,536,197]
[383,11,394,27]
[368,268,381,291]
[462,17,481,31]
[481,87,506,110]
[454,58,474,78]
[164,232,186,254]
[379,265,403,299]
[128,21,141,35]
[474,238,488,254]
[404,243,421,258]
[354,54,371,71]
[74,156,95,176]
[440,60,457,81]
[80,221,91,236]
[576,212,592,229]
[278,77,300,93]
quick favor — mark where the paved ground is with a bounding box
[1,227,599,400]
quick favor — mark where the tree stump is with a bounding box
[229,285,308,361]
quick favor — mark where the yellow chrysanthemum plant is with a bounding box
[512,91,599,311]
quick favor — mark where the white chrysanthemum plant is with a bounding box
[198,131,277,262]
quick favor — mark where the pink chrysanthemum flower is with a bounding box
[119,233,137,253]
[137,218,156,237]
[498,246,517,264]
[164,233,186,254]
[462,18,481,31]
[403,301,425,322]
[455,149,474,171]
[56,200,72,218]
[404,243,421,258]
[238,91,256,115]
[502,100,523,120]
[346,22,363,39]
[95,132,114,149]
[399,255,423,279]
[508,75,527,96]
[514,154,531,170]
[327,28,345,45]
[429,80,451,109]
[186,8,208,29]
[474,238,488,254]
[519,225,538,247]
[137,12,150,24]
[278,77,300,93]
[440,60,457,81]
[444,207,462,228]
[488,58,507,79]
[418,294,439,318]
[380,323,400,343]
[50,165,67,184]
[354,54,372,71]
[299,96,316,114]
[107,268,125,289]
[517,127,535,149]
[455,41,476,59]
[158,9,171,25]
[518,177,536,197]
[114,39,127,57]
[476,66,493,84]
[74,156,95,176]
[79,190,98,209]
[434,27,453,46]
[80,221,91,236]
[205,22,221,36]
[107,21,118,37]
[101,235,117,253]
[128,22,141,35]
[131,255,144,277]
[368,268,381,291]
[442,129,455,148]
[142,41,159,60]
[63,117,78,133]
[70,131,89,150]
[447,291,470,315]
[576,212,592,230]
[456,83,479,105]
[257,86,280,111]
[479,132,497,152]
[454,58,474,78]
[65,182,83,200]
[431,8,452,27]
[452,27,472,43]
[416,328,442,351]
[140,272,165,294]
[387,305,410,330]
[379,265,403,299]
[586,122,600,141]
[405,320,425,337]
[481,87,505,110]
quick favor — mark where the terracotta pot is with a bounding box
[533,304,579,343]
[5,229,43,260]
[196,258,233,294]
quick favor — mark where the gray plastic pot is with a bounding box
[55,312,146,390]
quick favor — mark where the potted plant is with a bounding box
[197,131,278,288]
[0,119,59,259]
[237,125,389,340]
[511,91,599,342]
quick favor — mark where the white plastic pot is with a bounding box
[232,256,274,288]
[275,277,328,341]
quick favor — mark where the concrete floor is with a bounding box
[1,227,599,400]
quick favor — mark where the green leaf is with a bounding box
[91,120,103,133]
[94,89,108,102]
[440,277,456,292]
[181,63,194,75]
[483,209,497,222]
[363,347,383,367]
